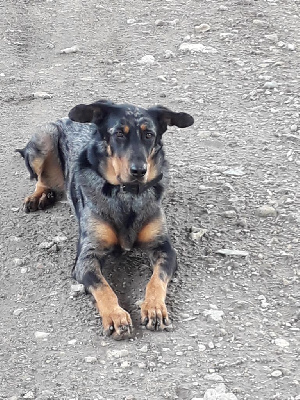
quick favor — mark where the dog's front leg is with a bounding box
[141,238,177,331]
[74,224,133,340]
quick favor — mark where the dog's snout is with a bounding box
[130,163,147,178]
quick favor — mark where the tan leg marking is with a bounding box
[141,261,171,331]
[90,218,119,248]
[91,279,132,340]
[138,217,163,243]
[146,149,158,182]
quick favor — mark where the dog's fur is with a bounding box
[18,100,194,340]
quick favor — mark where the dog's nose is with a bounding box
[130,163,147,178]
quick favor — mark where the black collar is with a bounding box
[102,173,163,196]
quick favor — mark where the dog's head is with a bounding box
[69,100,194,185]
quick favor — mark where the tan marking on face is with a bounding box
[138,217,163,243]
[140,124,147,131]
[145,148,158,182]
[90,218,118,247]
[123,125,130,134]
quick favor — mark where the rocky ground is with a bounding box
[0,0,299,399]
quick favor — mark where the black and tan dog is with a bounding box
[18,100,194,340]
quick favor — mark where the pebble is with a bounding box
[271,370,283,377]
[265,33,278,43]
[13,308,24,316]
[221,210,236,219]
[274,338,289,348]
[165,50,175,59]
[107,349,129,358]
[70,284,85,296]
[179,43,218,54]
[290,125,298,132]
[35,331,50,339]
[60,45,79,54]
[14,258,24,266]
[32,91,53,99]
[155,19,166,26]
[222,168,245,176]
[204,373,224,382]
[53,235,68,243]
[263,81,278,89]
[23,392,35,399]
[68,339,77,345]
[287,43,295,51]
[190,228,208,241]
[20,267,27,274]
[208,341,215,349]
[139,345,148,353]
[216,249,249,257]
[219,5,228,10]
[39,241,55,249]
[85,356,97,363]
[138,55,155,64]
[198,344,206,351]
[256,205,277,217]
[120,361,131,368]
[253,19,268,26]
[203,308,224,322]
[194,24,211,33]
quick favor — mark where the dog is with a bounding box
[17,100,194,340]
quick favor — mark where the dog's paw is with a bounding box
[141,299,172,331]
[24,190,56,213]
[102,306,133,340]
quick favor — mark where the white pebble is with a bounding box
[271,370,283,377]
[68,339,77,345]
[180,43,217,54]
[274,338,289,347]
[194,24,211,33]
[263,81,278,89]
[85,356,97,363]
[32,91,53,99]
[138,55,155,64]
[60,45,79,54]
[34,331,50,339]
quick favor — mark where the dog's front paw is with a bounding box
[24,190,56,213]
[141,299,172,331]
[101,306,133,340]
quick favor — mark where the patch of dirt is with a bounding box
[0,0,299,399]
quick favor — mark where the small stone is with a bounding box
[198,344,206,351]
[290,125,298,132]
[39,241,55,250]
[53,235,68,243]
[179,43,217,54]
[127,18,136,24]
[265,33,278,43]
[20,267,27,274]
[70,284,85,296]
[263,81,278,89]
[221,210,236,219]
[204,373,224,382]
[60,45,79,54]
[208,341,215,349]
[155,19,166,26]
[32,91,53,99]
[138,55,155,64]
[120,360,131,368]
[190,228,208,241]
[271,370,283,377]
[68,339,77,345]
[216,249,249,257]
[165,50,175,59]
[14,258,24,266]
[256,205,277,217]
[13,308,24,316]
[23,392,35,399]
[35,331,50,339]
[253,19,268,26]
[194,24,211,33]
[107,349,129,358]
[287,43,295,51]
[219,5,228,10]
[139,345,148,353]
[203,308,224,322]
[85,356,97,363]
[222,167,245,176]
[274,338,289,348]
[11,207,19,212]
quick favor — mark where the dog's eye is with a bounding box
[145,131,154,139]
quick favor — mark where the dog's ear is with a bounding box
[147,106,194,132]
[68,100,114,124]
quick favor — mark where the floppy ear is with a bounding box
[68,100,114,124]
[147,106,194,130]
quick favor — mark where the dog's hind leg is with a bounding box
[20,124,65,212]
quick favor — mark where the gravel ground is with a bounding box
[0,0,299,399]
